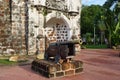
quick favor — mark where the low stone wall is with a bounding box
[31,59,83,78]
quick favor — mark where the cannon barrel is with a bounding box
[45,41,80,62]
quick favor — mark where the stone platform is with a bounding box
[31,59,83,78]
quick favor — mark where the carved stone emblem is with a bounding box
[46,0,67,12]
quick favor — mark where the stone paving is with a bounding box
[0,49,120,80]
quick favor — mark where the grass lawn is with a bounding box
[83,44,108,49]
[0,59,17,65]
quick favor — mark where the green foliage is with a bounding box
[81,5,107,45]
[114,2,120,15]
[81,5,106,35]
[102,9,115,47]
[103,0,120,47]
[81,5,103,34]
[81,1,120,47]
[85,33,92,44]
[83,44,108,49]
[112,15,120,46]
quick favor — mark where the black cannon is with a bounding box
[44,41,80,63]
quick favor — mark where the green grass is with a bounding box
[0,59,17,65]
[83,44,108,49]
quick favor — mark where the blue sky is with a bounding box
[82,0,107,6]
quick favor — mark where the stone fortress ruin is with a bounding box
[0,0,82,55]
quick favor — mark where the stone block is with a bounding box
[0,49,2,54]
[71,60,83,69]
[56,72,64,77]
[49,74,55,78]
[32,59,57,73]
[2,47,7,51]
[42,71,49,77]
[70,63,75,69]
[65,70,74,76]
[2,43,9,46]
[75,68,83,73]
[62,62,71,70]
[38,68,43,73]
[55,64,61,71]
[1,34,9,38]
[17,55,27,62]
[0,38,4,42]
[48,65,56,73]
[37,53,44,59]
[9,55,19,62]
[21,46,26,49]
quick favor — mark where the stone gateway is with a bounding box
[0,0,81,55]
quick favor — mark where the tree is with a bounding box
[98,19,106,45]
[103,0,120,47]
[112,1,120,46]
[81,5,105,44]
[112,20,120,46]
[103,9,115,47]
[81,5,103,33]
[103,0,118,9]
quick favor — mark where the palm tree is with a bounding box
[103,0,118,9]
[104,9,115,47]
[98,20,106,45]
[103,0,120,47]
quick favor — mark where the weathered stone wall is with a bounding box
[0,0,14,56]
[0,0,82,55]
[11,0,27,54]
[0,0,27,55]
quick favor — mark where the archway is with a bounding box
[45,17,70,43]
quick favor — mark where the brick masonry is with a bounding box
[31,59,83,78]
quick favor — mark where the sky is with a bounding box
[82,0,107,6]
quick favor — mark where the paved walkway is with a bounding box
[0,49,120,80]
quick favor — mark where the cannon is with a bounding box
[44,41,79,63]
[31,41,83,78]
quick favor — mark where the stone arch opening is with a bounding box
[45,17,70,43]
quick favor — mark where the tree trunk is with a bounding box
[108,31,112,48]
